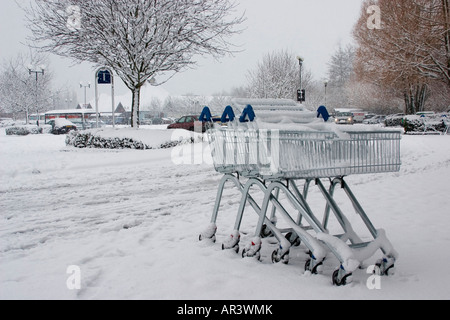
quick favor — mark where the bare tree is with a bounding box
[346,79,404,114]
[0,52,53,122]
[246,50,313,101]
[353,0,450,114]
[25,0,245,127]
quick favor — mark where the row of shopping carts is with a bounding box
[199,102,401,286]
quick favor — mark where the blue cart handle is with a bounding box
[199,106,213,122]
[240,105,255,123]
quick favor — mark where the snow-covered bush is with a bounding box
[403,115,448,134]
[66,131,150,150]
[65,129,198,150]
[5,126,43,136]
[384,115,405,128]
[384,113,449,134]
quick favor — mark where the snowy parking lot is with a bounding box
[1,127,450,300]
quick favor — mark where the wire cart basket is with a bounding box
[199,103,401,286]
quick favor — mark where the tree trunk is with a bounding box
[404,90,415,115]
[404,84,429,114]
[130,86,141,128]
[443,0,450,85]
[416,84,428,113]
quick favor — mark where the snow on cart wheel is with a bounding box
[285,232,301,247]
[271,248,289,264]
[375,257,396,276]
[332,269,353,287]
[305,258,324,275]
[221,230,240,254]
[222,243,239,254]
[242,248,261,261]
[199,234,216,243]
[260,224,273,238]
[242,238,262,261]
[199,224,217,243]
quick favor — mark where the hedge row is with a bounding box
[5,126,43,136]
[385,115,449,134]
[65,131,194,150]
[403,118,448,134]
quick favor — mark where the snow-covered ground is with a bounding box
[1,125,450,300]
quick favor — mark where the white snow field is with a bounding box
[1,125,450,300]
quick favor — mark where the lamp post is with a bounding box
[65,98,73,109]
[297,56,303,94]
[324,80,329,107]
[28,65,45,126]
[296,56,304,103]
[80,82,91,108]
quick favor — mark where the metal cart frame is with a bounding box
[200,107,401,286]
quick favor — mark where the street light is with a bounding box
[80,82,91,108]
[28,65,46,126]
[296,56,304,103]
[324,79,329,107]
[65,98,73,109]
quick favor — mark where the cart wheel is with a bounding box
[260,224,273,238]
[199,234,216,243]
[305,259,323,274]
[285,232,301,247]
[332,269,353,286]
[375,261,395,276]
[222,243,239,254]
[384,265,395,276]
[242,248,261,261]
[271,249,289,265]
[199,224,217,243]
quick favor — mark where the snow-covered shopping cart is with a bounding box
[199,100,401,286]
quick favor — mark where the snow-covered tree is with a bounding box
[0,52,53,122]
[246,50,313,101]
[25,0,245,127]
[326,44,355,109]
[328,45,355,88]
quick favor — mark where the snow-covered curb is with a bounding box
[65,128,204,150]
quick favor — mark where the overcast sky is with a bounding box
[0,0,364,104]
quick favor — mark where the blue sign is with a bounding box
[97,70,111,84]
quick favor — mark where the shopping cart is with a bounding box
[199,103,401,286]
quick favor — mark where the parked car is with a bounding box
[334,112,354,125]
[152,118,171,125]
[416,111,435,117]
[47,119,77,135]
[363,115,386,124]
[167,115,206,132]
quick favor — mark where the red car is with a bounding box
[167,115,207,132]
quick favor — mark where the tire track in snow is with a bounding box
[0,158,221,256]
